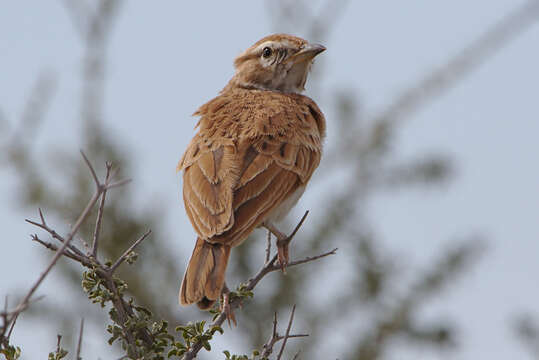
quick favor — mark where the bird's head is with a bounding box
[225,34,326,93]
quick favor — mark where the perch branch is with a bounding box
[181,212,336,360]
[2,152,130,351]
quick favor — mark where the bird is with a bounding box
[177,34,326,313]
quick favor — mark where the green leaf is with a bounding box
[210,325,224,335]
[167,349,177,358]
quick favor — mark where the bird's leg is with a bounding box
[262,211,310,273]
[221,283,237,327]
[263,222,290,273]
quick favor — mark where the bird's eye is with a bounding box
[262,47,272,58]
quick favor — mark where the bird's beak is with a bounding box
[286,43,326,64]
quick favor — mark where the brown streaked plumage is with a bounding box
[178,34,326,310]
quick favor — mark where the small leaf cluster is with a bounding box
[107,295,177,357]
[168,321,224,357]
[150,320,176,355]
[223,349,264,360]
[0,344,21,360]
[82,267,180,359]
[235,283,254,300]
[81,269,118,307]
[48,343,68,360]
[126,251,139,265]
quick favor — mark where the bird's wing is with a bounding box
[178,90,325,245]
[178,135,238,239]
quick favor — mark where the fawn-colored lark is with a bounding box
[178,34,326,314]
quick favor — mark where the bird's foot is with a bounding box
[263,222,289,273]
[221,285,237,327]
[276,238,289,273]
[263,212,309,273]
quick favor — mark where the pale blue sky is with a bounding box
[1,1,539,359]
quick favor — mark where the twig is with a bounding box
[272,312,278,340]
[92,162,112,258]
[31,234,57,251]
[76,318,84,360]
[277,305,296,360]
[249,248,338,292]
[38,208,46,225]
[108,166,121,184]
[80,150,100,190]
[263,312,279,357]
[26,219,86,258]
[109,230,152,273]
[56,334,62,354]
[5,310,17,343]
[105,178,132,189]
[270,248,338,271]
[287,211,309,246]
[31,233,95,268]
[261,308,308,359]
[31,234,85,264]
[0,296,8,342]
[14,189,100,316]
[265,230,272,264]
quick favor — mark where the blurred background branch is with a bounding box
[515,315,539,360]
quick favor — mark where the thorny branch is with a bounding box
[109,230,152,273]
[277,305,296,360]
[181,212,337,360]
[0,152,139,357]
[1,152,125,339]
[260,308,308,359]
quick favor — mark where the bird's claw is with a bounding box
[277,238,289,273]
[221,288,237,327]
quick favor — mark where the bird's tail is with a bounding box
[179,238,231,309]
